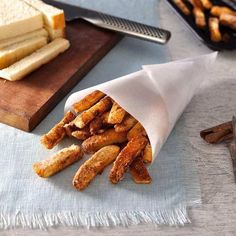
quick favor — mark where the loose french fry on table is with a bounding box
[82,128,128,153]
[220,13,236,30]
[127,122,147,141]
[200,0,212,10]
[209,17,222,42]
[108,102,126,124]
[114,114,137,132]
[73,96,112,129]
[41,111,76,149]
[72,90,105,113]
[33,145,83,178]
[173,0,191,16]
[73,145,120,190]
[143,144,152,164]
[129,156,152,184]
[193,7,206,29]
[109,136,148,184]
[210,6,235,17]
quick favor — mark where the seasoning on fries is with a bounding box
[73,145,120,190]
[40,111,76,149]
[35,90,153,190]
[33,145,83,178]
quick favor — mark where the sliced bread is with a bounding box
[0,36,47,69]
[0,29,48,50]
[22,0,65,29]
[0,0,43,41]
[44,26,66,40]
[0,38,70,81]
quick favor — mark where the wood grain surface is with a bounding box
[0,20,120,132]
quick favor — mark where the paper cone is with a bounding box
[65,52,217,162]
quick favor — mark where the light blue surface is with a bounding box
[0,0,201,228]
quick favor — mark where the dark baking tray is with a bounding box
[165,0,236,50]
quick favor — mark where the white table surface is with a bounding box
[3,1,236,235]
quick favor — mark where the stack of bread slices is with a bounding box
[0,0,70,81]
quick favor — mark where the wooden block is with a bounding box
[0,20,121,132]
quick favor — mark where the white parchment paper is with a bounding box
[65,52,217,162]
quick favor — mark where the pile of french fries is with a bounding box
[173,0,236,42]
[33,90,152,190]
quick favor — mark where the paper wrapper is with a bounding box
[65,52,217,162]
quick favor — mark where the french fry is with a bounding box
[64,122,78,137]
[82,128,127,153]
[89,116,103,134]
[33,145,83,178]
[200,0,212,10]
[73,145,120,190]
[143,144,152,164]
[210,6,235,17]
[188,0,203,9]
[209,17,222,42]
[129,156,152,184]
[73,96,112,129]
[72,90,105,113]
[108,102,126,124]
[101,111,110,125]
[127,122,147,141]
[220,13,236,30]
[109,136,148,184]
[114,115,137,132]
[41,111,76,149]
[71,129,91,140]
[193,7,206,29]
[173,0,191,16]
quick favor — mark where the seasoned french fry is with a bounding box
[33,145,83,178]
[129,156,152,184]
[72,90,105,113]
[143,144,152,164]
[188,0,203,9]
[41,111,76,149]
[101,111,110,125]
[220,13,236,30]
[193,7,206,29]
[108,102,126,124]
[109,136,148,184]
[200,0,212,10]
[114,115,137,132]
[89,116,103,134]
[173,0,191,16]
[72,129,91,140]
[127,122,147,141]
[82,128,127,153]
[209,17,222,42]
[64,122,78,137]
[73,96,112,129]
[210,6,234,17]
[73,145,120,190]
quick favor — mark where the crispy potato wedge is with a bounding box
[72,129,91,140]
[143,144,152,164]
[220,13,236,30]
[193,7,206,29]
[109,136,148,184]
[89,116,103,134]
[114,115,137,132]
[108,102,126,124]
[73,145,120,190]
[72,90,105,113]
[82,128,127,153]
[210,6,235,17]
[73,96,112,129]
[129,156,152,184]
[200,0,212,9]
[127,122,147,141]
[209,17,222,42]
[64,122,78,137]
[173,0,191,15]
[33,145,83,178]
[41,111,76,149]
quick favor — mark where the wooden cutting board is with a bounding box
[0,20,121,132]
